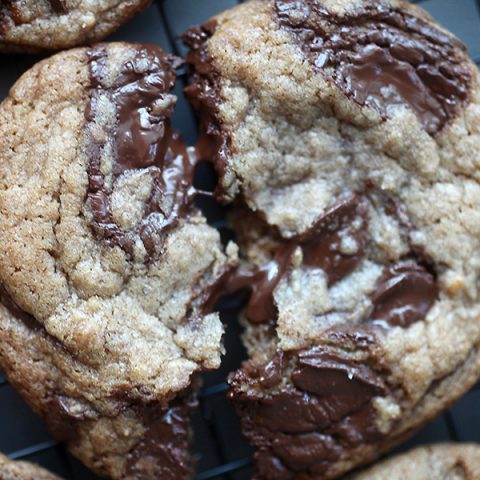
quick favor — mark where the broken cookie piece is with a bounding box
[349,444,480,480]
[0,43,236,479]
[0,454,61,480]
[184,0,480,478]
[0,0,151,53]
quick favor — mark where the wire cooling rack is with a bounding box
[0,0,480,478]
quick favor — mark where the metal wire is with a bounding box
[196,459,253,480]
[8,442,58,462]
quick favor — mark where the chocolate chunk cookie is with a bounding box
[0,454,61,480]
[350,444,480,479]
[184,1,480,478]
[0,43,236,479]
[0,1,151,53]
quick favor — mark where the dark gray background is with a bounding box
[0,0,479,479]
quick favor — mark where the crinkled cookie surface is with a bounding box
[183,0,480,478]
[349,444,480,480]
[0,0,151,52]
[0,42,236,479]
[0,454,61,480]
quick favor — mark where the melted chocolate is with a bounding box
[259,351,285,389]
[229,331,388,477]
[221,191,439,330]
[86,46,199,259]
[198,227,295,323]
[370,261,438,327]
[228,245,296,324]
[301,195,368,284]
[206,246,288,324]
[183,22,231,193]
[223,195,369,324]
[275,0,472,134]
[126,395,196,479]
[292,347,386,398]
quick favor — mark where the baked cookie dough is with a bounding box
[0,454,61,480]
[184,0,480,478]
[350,444,480,480]
[0,43,236,479]
[0,1,151,53]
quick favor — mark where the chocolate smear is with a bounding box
[370,261,438,327]
[86,46,201,259]
[221,195,369,324]
[301,195,368,284]
[183,22,231,193]
[126,395,196,480]
[274,0,472,134]
[229,334,388,477]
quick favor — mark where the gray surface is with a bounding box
[0,0,479,479]
[420,0,480,60]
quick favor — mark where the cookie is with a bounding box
[0,1,151,53]
[0,43,237,479]
[184,1,480,479]
[349,444,480,479]
[0,454,61,480]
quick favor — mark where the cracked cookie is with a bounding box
[0,0,151,53]
[0,43,236,479]
[349,444,480,479]
[184,0,480,478]
[0,454,61,480]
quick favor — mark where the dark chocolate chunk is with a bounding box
[301,194,368,284]
[259,351,285,388]
[229,329,388,477]
[270,431,342,472]
[274,0,472,134]
[253,389,351,435]
[85,46,199,259]
[370,261,438,327]
[292,347,387,399]
[325,323,378,351]
[126,396,196,480]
